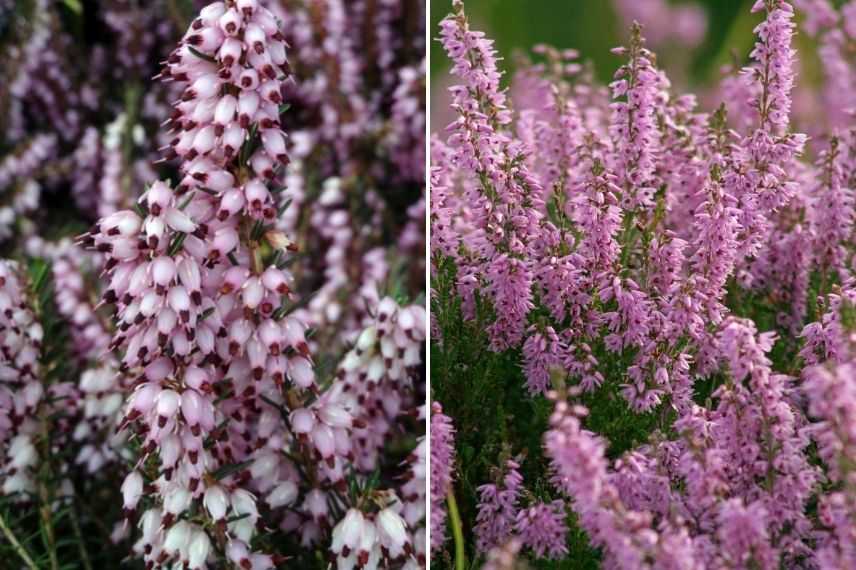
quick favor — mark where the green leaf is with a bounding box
[276,199,292,217]
[211,460,253,481]
[225,512,251,524]
[250,220,266,241]
[198,307,216,322]
[187,46,217,64]
[62,0,82,14]
[27,259,50,294]
[178,192,195,211]
[168,233,187,257]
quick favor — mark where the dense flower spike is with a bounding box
[513,500,568,560]
[474,460,523,553]
[438,0,542,351]
[0,261,43,496]
[609,23,667,213]
[804,361,856,568]
[430,402,455,553]
[0,134,57,242]
[811,137,852,282]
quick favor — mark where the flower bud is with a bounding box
[290,408,315,434]
[121,471,144,511]
[219,36,243,66]
[267,480,297,508]
[219,7,243,35]
[331,509,364,555]
[204,485,229,521]
[377,508,408,558]
[151,256,176,287]
[163,520,192,554]
[156,389,181,423]
[188,530,212,569]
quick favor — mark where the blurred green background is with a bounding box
[429,0,783,131]
[430,0,753,81]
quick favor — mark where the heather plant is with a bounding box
[0,0,425,568]
[431,0,856,568]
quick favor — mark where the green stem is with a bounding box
[446,489,466,570]
[69,500,93,570]
[38,470,59,570]
[121,83,141,206]
[0,511,39,570]
[38,395,59,570]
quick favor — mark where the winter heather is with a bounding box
[431,0,856,568]
[0,1,426,569]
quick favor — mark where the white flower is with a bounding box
[267,481,298,508]
[203,485,229,520]
[121,471,143,511]
[331,508,365,555]
[376,508,409,558]
[163,520,192,556]
[188,529,212,569]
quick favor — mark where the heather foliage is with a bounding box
[431,0,856,568]
[0,1,425,568]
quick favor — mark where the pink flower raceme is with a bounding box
[0,261,43,496]
[803,361,856,569]
[811,137,852,282]
[793,0,838,37]
[522,326,566,396]
[735,0,806,265]
[474,460,523,553]
[0,134,57,243]
[800,282,856,366]
[716,499,777,570]
[438,1,542,351]
[79,2,316,567]
[544,394,698,569]
[513,500,568,560]
[815,12,856,128]
[430,402,455,553]
[749,0,799,135]
[609,23,668,214]
[714,319,818,547]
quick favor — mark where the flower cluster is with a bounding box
[430,402,455,553]
[431,0,856,567]
[0,134,57,242]
[0,261,43,496]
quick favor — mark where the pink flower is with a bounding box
[430,403,455,552]
[514,500,569,560]
[475,460,523,553]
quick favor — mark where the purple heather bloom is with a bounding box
[430,402,456,553]
[609,24,668,213]
[475,460,523,553]
[522,326,566,396]
[514,500,569,560]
